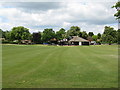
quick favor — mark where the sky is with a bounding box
[0,0,118,34]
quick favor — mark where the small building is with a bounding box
[69,36,89,45]
[58,38,68,45]
[50,38,58,45]
[21,40,32,44]
[96,39,101,45]
[0,38,5,41]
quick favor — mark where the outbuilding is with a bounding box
[50,38,58,45]
[58,38,68,45]
[21,40,32,44]
[69,36,89,45]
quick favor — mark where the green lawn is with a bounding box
[2,45,118,88]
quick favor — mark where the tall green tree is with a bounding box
[92,35,98,41]
[102,26,117,44]
[67,26,81,36]
[81,31,88,39]
[97,33,101,39]
[112,1,120,44]
[0,29,7,39]
[117,29,120,44]
[5,31,11,40]
[0,29,3,38]
[79,32,82,37]
[10,26,31,41]
[56,28,66,40]
[88,32,94,37]
[112,1,120,19]
[0,29,11,40]
[32,32,41,44]
[42,28,55,43]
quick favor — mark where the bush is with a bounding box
[2,40,19,44]
[9,41,18,44]
[2,40,10,44]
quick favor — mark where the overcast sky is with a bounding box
[0,0,118,34]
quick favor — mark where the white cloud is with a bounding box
[0,2,118,34]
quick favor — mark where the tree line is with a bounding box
[0,25,119,45]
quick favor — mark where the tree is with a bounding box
[117,29,120,44]
[81,31,88,39]
[103,26,114,35]
[105,35,114,45]
[56,28,66,40]
[112,2,120,44]
[112,1,120,19]
[0,29,3,38]
[0,29,1,38]
[42,28,55,43]
[102,26,117,44]
[10,26,31,41]
[0,29,11,40]
[87,36,93,42]
[5,31,11,40]
[92,35,98,41]
[0,29,6,39]
[79,32,82,37]
[102,34,107,43]
[32,32,41,44]
[88,32,94,37]
[67,26,81,36]
[104,26,117,43]
[97,33,101,39]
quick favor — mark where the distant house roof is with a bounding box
[0,38,5,41]
[69,36,89,42]
[58,38,68,42]
[21,40,32,44]
[50,38,57,41]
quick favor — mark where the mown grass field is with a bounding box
[2,45,118,88]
